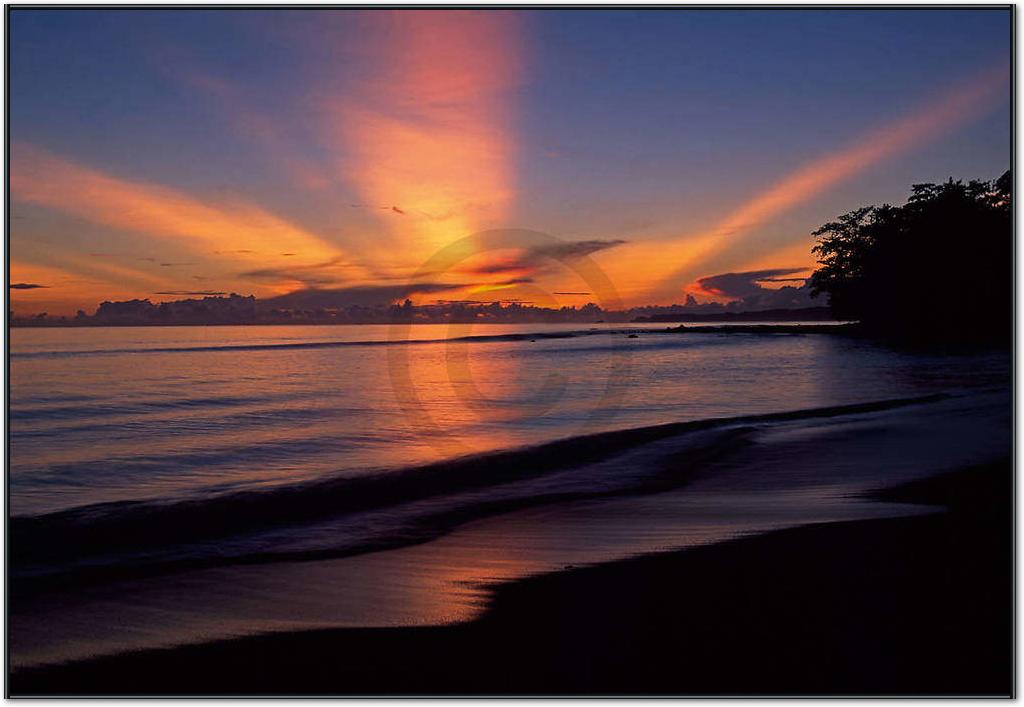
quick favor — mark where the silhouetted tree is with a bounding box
[809,171,1011,346]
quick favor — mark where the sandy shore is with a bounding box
[10,457,1010,697]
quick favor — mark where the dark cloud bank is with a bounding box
[10,263,829,326]
[691,268,815,311]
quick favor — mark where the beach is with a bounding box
[11,457,1011,696]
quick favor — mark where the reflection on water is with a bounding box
[9,324,1008,515]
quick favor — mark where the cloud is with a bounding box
[460,239,627,278]
[238,256,353,287]
[259,273,533,309]
[262,282,470,309]
[531,239,627,260]
[689,268,810,300]
[154,290,228,296]
[10,142,367,283]
[686,267,818,311]
[466,276,534,295]
[8,260,161,317]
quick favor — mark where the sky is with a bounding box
[9,8,1012,316]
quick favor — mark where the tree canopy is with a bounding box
[809,171,1011,346]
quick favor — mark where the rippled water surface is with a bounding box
[10,323,1009,516]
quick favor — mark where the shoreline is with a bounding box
[9,320,851,330]
[10,458,1011,697]
[6,392,953,595]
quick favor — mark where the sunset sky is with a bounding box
[9,8,1011,315]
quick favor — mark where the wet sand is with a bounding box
[11,457,1011,697]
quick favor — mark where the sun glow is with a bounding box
[7,14,1009,314]
[330,11,523,267]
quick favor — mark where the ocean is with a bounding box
[8,323,1011,668]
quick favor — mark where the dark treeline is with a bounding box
[810,171,1011,346]
[9,294,821,328]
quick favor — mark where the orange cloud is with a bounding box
[10,261,84,290]
[10,142,367,290]
[598,63,1009,306]
[329,11,523,263]
[466,281,521,296]
[8,259,167,316]
[684,280,728,300]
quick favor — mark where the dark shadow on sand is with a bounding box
[10,458,1011,697]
